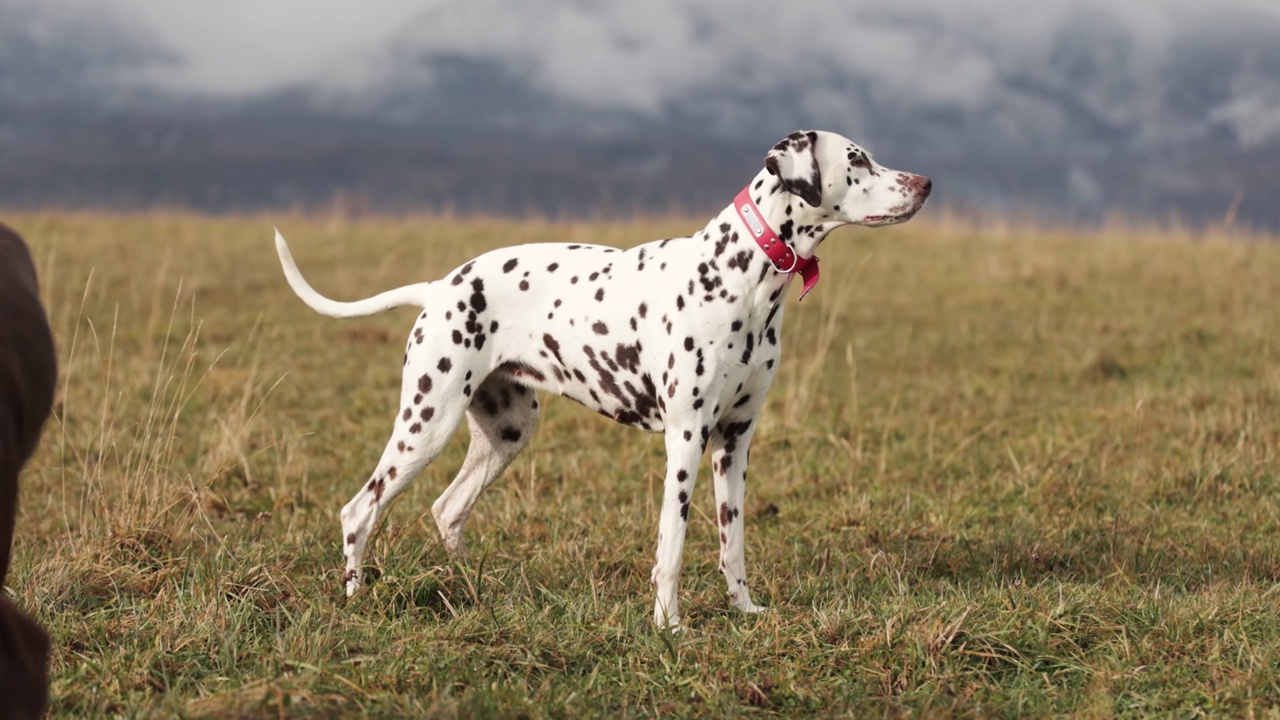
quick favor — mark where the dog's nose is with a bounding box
[917,175,933,200]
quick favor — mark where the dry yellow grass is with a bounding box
[5,208,1280,717]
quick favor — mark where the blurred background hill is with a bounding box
[2,0,1278,227]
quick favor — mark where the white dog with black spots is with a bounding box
[274,129,932,631]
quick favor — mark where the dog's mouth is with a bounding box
[860,210,913,227]
[860,201,926,227]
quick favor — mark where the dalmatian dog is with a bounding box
[274,130,931,630]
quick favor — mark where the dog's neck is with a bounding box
[702,170,842,301]
[751,170,846,260]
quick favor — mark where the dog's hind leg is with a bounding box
[431,375,540,559]
[339,356,470,597]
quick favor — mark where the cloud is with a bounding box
[20,0,1280,148]
[1212,89,1280,149]
[103,0,428,94]
[84,0,1267,101]
[358,0,1276,148]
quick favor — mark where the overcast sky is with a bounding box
[3,0,1277,221]
[7,0,1277,149]
[82,0,1278,103]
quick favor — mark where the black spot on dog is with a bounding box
[778,219,795,242]
[470,278,487,313]
[615,341,642,373]
[543,333,564,364]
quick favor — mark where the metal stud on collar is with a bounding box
[776,248,800,273]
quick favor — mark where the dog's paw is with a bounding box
[728,592,767,614]
[653,608,683,633]
[444,540,469,561]
[343,568,362,597]
[654,617,684,634]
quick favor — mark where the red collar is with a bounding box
[733,186,820,300]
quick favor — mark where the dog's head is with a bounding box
[764,130,931,227]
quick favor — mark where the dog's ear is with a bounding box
[764,130,823,208]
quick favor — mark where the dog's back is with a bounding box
[0,221,55,719]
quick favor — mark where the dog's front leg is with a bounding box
[711,417,766,614]
[651,425,706,631]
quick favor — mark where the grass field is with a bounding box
[7,209,1280,718]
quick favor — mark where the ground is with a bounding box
[7,210,1280,718]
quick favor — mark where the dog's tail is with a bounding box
[274,228,432,318]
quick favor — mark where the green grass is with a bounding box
[7,209,1280,718]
